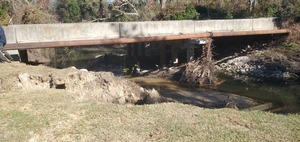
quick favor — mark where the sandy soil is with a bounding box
[0,62,152,104]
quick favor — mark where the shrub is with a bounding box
[0,1,10,25]
[171,5,200,20]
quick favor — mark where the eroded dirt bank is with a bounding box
[0,62,170,104]
[0,62,259,109]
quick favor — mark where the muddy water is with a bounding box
[131,77,259,109]
[54,46,300,113]
[212,74,300,113]
[131,76,300,113]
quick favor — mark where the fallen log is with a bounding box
[241,103,273,111]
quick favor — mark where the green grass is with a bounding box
[0,89,299,141]
[279,42,300,56]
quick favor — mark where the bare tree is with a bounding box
[249,0,257,11]
[113,1,139,16]
[159,0,166,8]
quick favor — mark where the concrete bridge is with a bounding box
[3,18,288,50]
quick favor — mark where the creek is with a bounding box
[52,46,300,113]
[213,74,300,113]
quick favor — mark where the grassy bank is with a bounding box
[0,89,299,141]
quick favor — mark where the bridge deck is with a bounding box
[5,29,288,50]
[3,18,288,50]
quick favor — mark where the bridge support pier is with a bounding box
[133,43,138,57]
[171,43,179,65]
[127,44,132,56]
[129,43,146,58]
[159,42,166,66]
[18,50,29,63]
[139,44,145,57]
[185,40,195,61]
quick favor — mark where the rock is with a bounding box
[79,69,88,72]
[216,49,300,81]
[240,68,247,74]
[282,72,299,80]
[227,56,250,65]
[138,88,172,104]
[140,87,145,92]
[70,66,77,69]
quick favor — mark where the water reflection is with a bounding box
[51,46,300,113]
[211,74,300,113]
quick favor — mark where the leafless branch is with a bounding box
[113,1,139,16]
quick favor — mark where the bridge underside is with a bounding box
[5,29,288,50]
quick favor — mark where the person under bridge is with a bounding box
[0,24,13,63]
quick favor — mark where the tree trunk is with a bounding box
[159,0,166,8]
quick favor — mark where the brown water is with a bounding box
[54,46,300,113]
[212,74,300,113]
[131,77,259,109]
[131,76,300,113]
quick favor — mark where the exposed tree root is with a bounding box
[180,39,219,86]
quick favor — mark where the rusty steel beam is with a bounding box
[211,29,289,37]
[5,29,289,50]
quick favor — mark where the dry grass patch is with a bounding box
[0,62,299,141]
[0,89,299,141]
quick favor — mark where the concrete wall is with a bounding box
[252,18,277,30]
[3,18,279,44]
[13,23,120,43]
[3,26,16,44]
[120,20,195,37]
[194,18,276,32]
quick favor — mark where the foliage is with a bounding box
[196,5,227,19]
[0,0,299,25]
[122,67,129,75]
[1,0,300,24]
[56,0,81,23]
[266,4,278,17]
[171,5,200,20]
[22,5,57,24]
[78,0,100,20]
[280,42,300,55]
[0,0,11,25]
[136,2,160,21]
[56,0,108,23]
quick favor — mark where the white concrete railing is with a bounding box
[3,18,279,44]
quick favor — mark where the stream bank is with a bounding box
[216,49,300,82]
[145,48,300,113]
[11,39,300,113]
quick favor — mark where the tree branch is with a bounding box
[113,2,139,16]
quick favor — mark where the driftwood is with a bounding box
[242,103,273,111]
[180,39,219,86]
